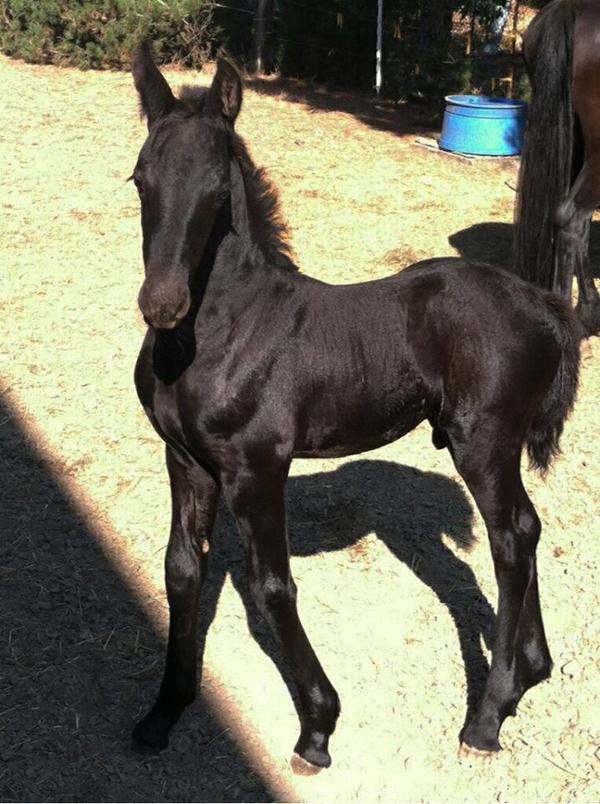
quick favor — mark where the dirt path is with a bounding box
[0,54,598,802]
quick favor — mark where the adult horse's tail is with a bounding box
[514,0,576,288]
[526,294,580,473]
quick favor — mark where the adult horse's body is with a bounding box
[515,0,600,337]
[130,44,580,769]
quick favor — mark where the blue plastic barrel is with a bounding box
[439,95,527,156]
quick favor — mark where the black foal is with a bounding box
[129,43,580,768]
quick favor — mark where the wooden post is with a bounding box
[508,0,521,98]
[466,2,476,56]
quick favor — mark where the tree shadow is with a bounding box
[449,220,600,278]
[243,73,439,138]
[0,393,274,803]
[200,459,496,741]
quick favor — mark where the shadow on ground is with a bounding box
[203,459,496,741]
[450,220,600,277]
[1,396,496,800]
[243,74,439,138]
[0,393,273,803]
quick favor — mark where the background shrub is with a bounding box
[0,0,530,103]
[0,0,215,69]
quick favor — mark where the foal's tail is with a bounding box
[514,0,576,289]
[526,295,581,473]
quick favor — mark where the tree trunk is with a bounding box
[416,0,454,65]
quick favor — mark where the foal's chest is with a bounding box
[134,334,222,460]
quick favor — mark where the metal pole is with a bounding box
[376,0,383,93]
[254,0,269,74]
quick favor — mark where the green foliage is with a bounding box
[380,0,525,103]
[218,0,521,99]
[0,0,215,69]
[212,0,253,69]
[0,0,527,105]
[276,0,376,90]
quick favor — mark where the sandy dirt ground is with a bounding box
[0,53,598,802]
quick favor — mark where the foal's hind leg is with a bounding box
[447,429,551,755]
[223,460,340,769]
[133,448,219,750]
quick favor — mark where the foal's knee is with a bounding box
[165,544,199,597]
[250,571,296,618]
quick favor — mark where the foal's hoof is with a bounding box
[290,753,326,776]
[132,714,171,752]
[458,742,500,760]
[293,731,332,770]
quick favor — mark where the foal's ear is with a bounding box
[132,41,175,128]
[208,58,242,123]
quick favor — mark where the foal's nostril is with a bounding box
[173,293,191,320]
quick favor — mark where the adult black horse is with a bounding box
[129,43,580,769]
[515,0,600,337]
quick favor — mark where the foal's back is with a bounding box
[249,257,567,460]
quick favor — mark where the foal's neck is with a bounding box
[224,135,296,276]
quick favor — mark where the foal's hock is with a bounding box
[130,43,580,769]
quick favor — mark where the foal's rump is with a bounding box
[402,258,581,471]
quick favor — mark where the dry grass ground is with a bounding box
[0,53,598,802]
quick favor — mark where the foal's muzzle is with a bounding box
[138,274,191,330]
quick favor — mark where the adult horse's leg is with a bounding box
[574,225,600,336]
[554,151,600,337]
[567,0,600,336]
[134,448,220,750]
[447,426,551,754]
[223,460,340,769]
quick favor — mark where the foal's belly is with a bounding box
[292,383,432,459]
[292,415,428,459]
[136,332,435,467]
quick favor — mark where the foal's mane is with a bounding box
[178,85,297,273]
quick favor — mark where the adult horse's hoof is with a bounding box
[132,713,171,752]
[290,753,326,776]
[458,742,500,760]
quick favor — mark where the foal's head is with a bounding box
[131,43,242,330]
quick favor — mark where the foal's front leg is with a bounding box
[133,448,219,750]
[223,462,341,769]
